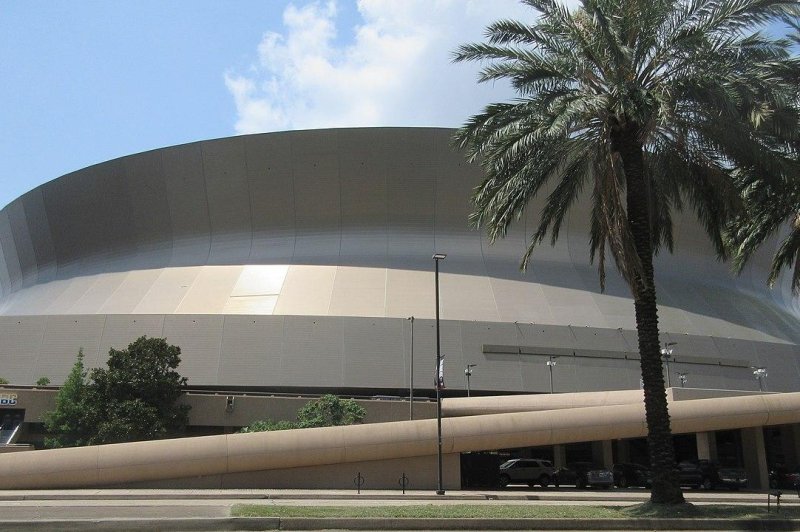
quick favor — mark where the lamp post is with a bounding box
[753,367,768,392]
[546,356,557,394]
[677,372,688,388]
[660,342,677,388]
[408,316,415,420]
[465,364,477,397]
[432,252,446,495]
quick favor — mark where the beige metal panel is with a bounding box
[328,266,386,317]
[67,272,129,314]
[273,265,336,316]
[280,316,344,387]
[570,326,630,352]
[161,315,224,385]
[131,267,202,314]
[201,137,252,264]
[570,356,638,393]
[440,272,499,322]
[488,277,559,325]
[120,150,173,268]
[218,315,285,386]
[98,269,164,314]
[20,188,57,284]
[0,210,22,293]
[540,285,608,328]
[0,316,47,384]
[97,315,166,367]
[338,129,390,267]
[223,263,286,314]
[230,265,288,296]
[6,201,38,287]
[747,341,800,393]
[176,265,243,314]
[341,317,403,389]
[0,279,71,315]
[161,143,211,266]
[243,133,295,263]
[384,269,434,319]
[42,274,104,315]
[291,130,341,264]
[36,315,106,383]
[222,295,278,315]
[459,322,525,392]
[514,322,580,351]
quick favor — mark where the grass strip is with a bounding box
[231,503,800,520]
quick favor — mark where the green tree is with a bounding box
[43,349,90,448]
[36,377,51,387]
[296,394,366,428]
[83,336,191,444]
[0,378,8,385]
[238,419,298,433]
[454,0,799,504]
[728,19,800,291]
[43,338,191,447]
[237,395,366,434]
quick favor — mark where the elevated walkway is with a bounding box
[0,389,797,489]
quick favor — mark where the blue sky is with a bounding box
[0,0,526,209]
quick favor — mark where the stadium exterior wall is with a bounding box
[0,127,797,394]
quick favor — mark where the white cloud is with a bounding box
[225,0,538,134]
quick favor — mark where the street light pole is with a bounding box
[433,253,446,496]
[546,356,557,394]
[753,367,768,392]
[465,364,477,397]
[408,316,415,420]
[660,342,677,388]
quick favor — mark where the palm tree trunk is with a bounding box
[614,127,685,505]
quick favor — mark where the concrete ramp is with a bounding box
[1,391,800,489]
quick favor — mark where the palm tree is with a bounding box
[728,19,800,291]
[454,0,799,504]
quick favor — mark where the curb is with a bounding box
[1,517,800,531]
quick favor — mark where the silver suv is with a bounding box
[498,458,556,488]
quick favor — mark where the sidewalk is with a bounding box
[0,488,797,530]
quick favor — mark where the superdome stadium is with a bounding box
[0,127,797,393]
[0,127,799,490]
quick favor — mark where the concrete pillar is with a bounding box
[553,444,566,468]
[592,440,614,468]
[696,432,717,461]
[741,427,769,490]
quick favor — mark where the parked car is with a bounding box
[498,458,556,488]
[555,462,614,489]
[612,463,651,488]
[692,459,747,490]
[770,465,800,490]
[676,461,703,488]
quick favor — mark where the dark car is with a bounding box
[612,463,651,488]
[770,465,800,490]
[676,461,703,488]
[692,459,747,490]
[555,462,614,489]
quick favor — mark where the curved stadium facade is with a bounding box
[0,127,799,489]
[0,127,797,394]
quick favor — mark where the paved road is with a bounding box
[0,488,795,530]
